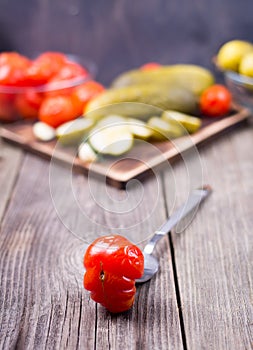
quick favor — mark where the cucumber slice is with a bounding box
[56,118,94,145]
[126,118,152,140]
[147,116,184,141]
[89,125,133,156]
[96,114,126,128]
[78,142,97,163]
[162,110,201,134]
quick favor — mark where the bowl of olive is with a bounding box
[216,40,253,112]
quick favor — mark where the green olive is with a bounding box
[217,40,253,72]
[239,52,253,77]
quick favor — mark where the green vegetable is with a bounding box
[85,85,198,119]
[111,64,215,95]
[89,124,134,156]
[161,110,201,134]
[147,116,185,141]
[56,118,94,146]
[126,118,152,140]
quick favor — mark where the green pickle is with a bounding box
[161,110,202,134]
[126,118,152,140]
[89,124,133,156]
[147,116,185,141]
[111,64,214,95]
[56,118,94,146]
[85,85,198,118]
[95,114,126,128]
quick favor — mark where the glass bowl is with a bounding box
[0,54,97,123]
[224,70,253,112]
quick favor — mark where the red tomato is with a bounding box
[45,61,89,98]
[200,84,232,117]
[39,95,80,128]
[72,81,105,115]
[84,235,144,313]
[140,62,161,70]
[0,52,31,86]
[0,93,17,122]
[25,52,67,85]
[50,61,88,82]
[15,89,43,119]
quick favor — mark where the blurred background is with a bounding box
[0,0,252,84]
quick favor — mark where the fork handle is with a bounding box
[143,185,212,255]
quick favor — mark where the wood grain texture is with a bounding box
[163,123,253,349]
[0,141,23,221]
[0,153,183,349]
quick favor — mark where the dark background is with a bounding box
[0,0,253,84]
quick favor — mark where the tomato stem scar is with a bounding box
[99,261,105,281]
[100,270,105,281]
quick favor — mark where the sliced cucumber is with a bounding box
[78,142,97,163]
[56,118,94,146]
[162,110,201,134]
[89,125,133,156]
[126,118,152,140]
[96,114,126,128]
[147,116,185,141]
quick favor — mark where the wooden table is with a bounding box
[0,117,252,349]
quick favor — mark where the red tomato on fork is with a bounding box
[83,235,144,313]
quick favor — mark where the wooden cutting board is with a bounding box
[0,106,250,188]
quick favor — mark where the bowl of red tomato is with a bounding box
[0,51,104,127]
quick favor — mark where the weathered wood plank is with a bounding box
[0,140,23,221]
[0,154,97,350]
[163,124,253,349]
[93,177,183,350]
[0,153,183,349]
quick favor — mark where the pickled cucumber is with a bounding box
[161,110,201,134]
[111,65,214,95]
[126,118,152,140]
[96,114,126,128]
[56,118,94,145]
[85,102,163,123]
[85,85,198,120]
[147,117,185,141]
[89,125,133,156]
